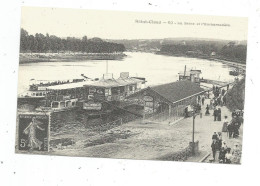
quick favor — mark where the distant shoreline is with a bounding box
[19,52,127,64]
[19,51,246,72]
[155,52,246,70]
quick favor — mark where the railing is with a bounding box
[144,102,189,122]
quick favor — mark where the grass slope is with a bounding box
[226,78,245,111]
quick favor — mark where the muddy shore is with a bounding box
[19,52,127,64]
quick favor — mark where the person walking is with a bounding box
[232,115,240,138]
[218,147,226,163]
[225,148,232,164]
[222,141,228,150]
[227,122,234,138]
[205,104,210,115]
[197,95,201,105]
[218,108,222,121]
[232,144,241,164]
[238,115,244,126]
[202,96,205,106]
[217,132,222,150]
[212,132,218,142]
[214,108,218,121]
[217,96,221,106]
[234,122,240,138]
[222,116,229,136]
[209,99,213,110]
[211,140,218,161]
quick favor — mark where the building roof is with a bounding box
[83,77,144,88]
[117,77,143,85]
[47,77,145,90]
[150,80,204,103]
[47,81,95,90]
[90,79,121,88]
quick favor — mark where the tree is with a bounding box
[20,28,126,53]
[20,28,29,52]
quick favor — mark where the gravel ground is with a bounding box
[49,97,243,162]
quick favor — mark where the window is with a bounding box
[66,101,71,107]
[60,102,65,108]
[96,88,104,95]
[111,87,119,95]
[89,87,96,94]
[145,102,154,108]
[88,95,94,100]
[51,102,59,108]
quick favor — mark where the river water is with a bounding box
[18,52,235,94]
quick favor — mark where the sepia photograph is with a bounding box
[16,6,247,164]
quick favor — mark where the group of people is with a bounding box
[197,94,206,106]
[203,85,228,122]
[222,111,243,138]
[211,132,241,164]
[213,107,222,121]
[211,85,227,108]
[207,85,242,164]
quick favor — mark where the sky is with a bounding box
[21,6,248,40]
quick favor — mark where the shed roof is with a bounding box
[127,80,204,104]
[150,80,204,103]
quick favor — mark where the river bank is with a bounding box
[19,52,127,64]
[155,52,246,70]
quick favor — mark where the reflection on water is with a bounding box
[18,52,235,93]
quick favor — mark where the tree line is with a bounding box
[226,77,245,110]
[159,41,247,64]
[20,28,126,53]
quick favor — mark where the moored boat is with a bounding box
[18,72,146,113]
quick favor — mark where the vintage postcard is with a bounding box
[16,7,247,164]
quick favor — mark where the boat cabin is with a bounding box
[50,98,78,111]
[178,69,201,84]
[38,72,145,111]
[83,72,146,102]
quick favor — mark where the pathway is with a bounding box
[184,95,243,164]
[49,91,243,163]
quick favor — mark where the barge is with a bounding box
[18,72,146,115]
